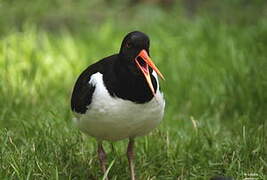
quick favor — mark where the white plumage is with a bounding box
[74,71,165,141]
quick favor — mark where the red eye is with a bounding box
[126,42,132,48]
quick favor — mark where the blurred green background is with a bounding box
[0,0,266,179]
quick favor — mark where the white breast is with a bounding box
[73,72,165,141]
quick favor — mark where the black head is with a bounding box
[119,31,150,60]
[117,31,164,95]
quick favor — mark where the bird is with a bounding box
[70,31,165,180]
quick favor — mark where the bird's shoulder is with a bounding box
[70,54,119,114]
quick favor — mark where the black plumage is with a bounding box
[71,31,157,114]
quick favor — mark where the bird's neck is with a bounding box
[115,55,143,82]
[103,55,157,103]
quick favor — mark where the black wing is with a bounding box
[71,65,96,114]
[70,55,117,114]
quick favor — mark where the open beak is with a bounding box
[135,49,165,95]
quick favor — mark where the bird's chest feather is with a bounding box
[74,72,165,141]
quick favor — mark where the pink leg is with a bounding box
[97,142,108,180]
[127,138,136,180]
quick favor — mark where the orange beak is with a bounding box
[135,49,165,95]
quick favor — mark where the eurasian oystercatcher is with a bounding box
[71,31,165,180]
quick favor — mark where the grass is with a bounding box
[0,7,267,179]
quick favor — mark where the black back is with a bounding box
[71,31,159,114]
